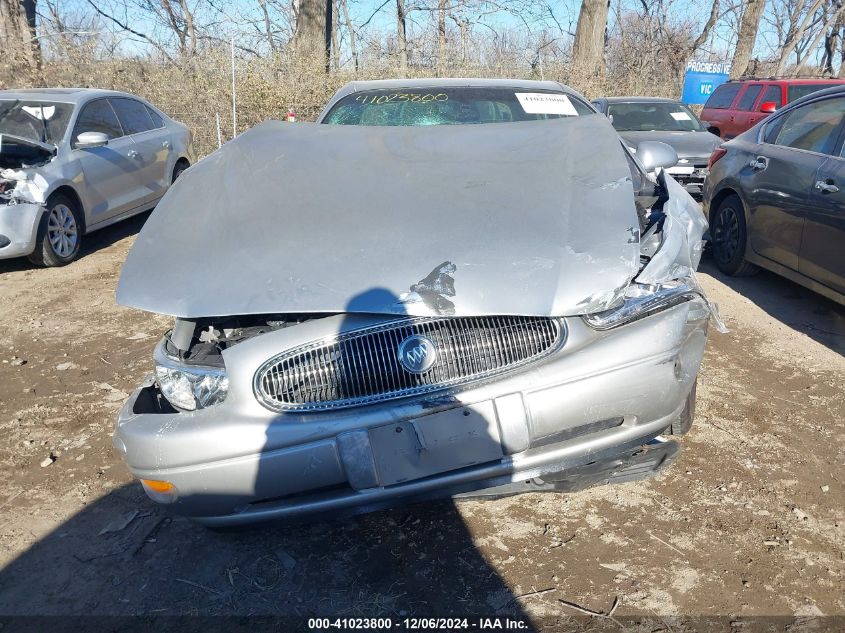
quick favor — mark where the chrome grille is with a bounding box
[254,316,564,411]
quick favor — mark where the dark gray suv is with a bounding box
[702,85,845,306]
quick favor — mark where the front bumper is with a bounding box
[666,164,709,198]
[114,300,709,527]
[0,202,42,259]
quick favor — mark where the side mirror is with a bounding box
[608,113,614,124]
[636,140,678,172]
[75,131,109,149]
[759,101,777,114]
[706,125,720,136]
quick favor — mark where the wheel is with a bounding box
[28,193,83,267]
[710,194,759,276]
[667,381,696,436]
[172,160,189,183]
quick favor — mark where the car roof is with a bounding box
[328,77,580,103]
[729,77,845,84]
[600,96,681,104]
[0,88,142,104]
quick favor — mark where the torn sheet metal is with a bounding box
[0,168,50,205]
[398,261,457,315]
[636,173,707,286]
[636,172,727,333]
[117,117,641,319]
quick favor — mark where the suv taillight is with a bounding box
[708,147,727,169]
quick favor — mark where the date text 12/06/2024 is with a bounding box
[307,617,530,630]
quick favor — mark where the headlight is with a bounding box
[154,341,228,411]
[582,280,700,330]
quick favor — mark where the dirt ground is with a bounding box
[0,214,842,631]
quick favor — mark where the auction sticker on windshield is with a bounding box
[515,92,579,115]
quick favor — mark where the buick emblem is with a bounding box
[398,334,437,374]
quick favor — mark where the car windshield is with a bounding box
[322,86,594,126]
[606,102,705,132]
[787,84,840,103]
[0,100,74,145]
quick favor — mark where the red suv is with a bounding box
[701,78,845,139]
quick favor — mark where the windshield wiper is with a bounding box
[38,104,48,143]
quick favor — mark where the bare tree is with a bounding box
[396,0,408,74]
[773,0,822,72]
[792,0,845,74]
[293,0,330,62]
[821,4,843,73]
[338,0,357,70]
[731,0,766,78]
[437,0,447,74]
[1,0,41,73]
[258,0,276,52]
[572,0,610,76]
[330,0,339,69]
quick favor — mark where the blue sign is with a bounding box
[682,62,730,105]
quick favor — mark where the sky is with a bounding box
[51,0,810,68]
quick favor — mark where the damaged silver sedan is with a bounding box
[114,79,718,527]
[0,88,193,266]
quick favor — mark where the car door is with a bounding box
[799,106,845,294]
[732,83,763,135]
[109,97,171,206]
[743,95,845,271]
[70,98,145,226]
[747,84,782,129]
[701,82,742,138]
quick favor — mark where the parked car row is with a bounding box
[590,79,844,308]
[0,88,193,266]
[703,84,845,306]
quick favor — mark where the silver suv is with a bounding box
[0,88,194,266]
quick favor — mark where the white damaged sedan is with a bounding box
[113,79,719,528]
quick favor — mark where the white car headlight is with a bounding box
[154,342,228,411]
[582,280,700,330]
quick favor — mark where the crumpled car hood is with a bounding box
[117,117,643,319]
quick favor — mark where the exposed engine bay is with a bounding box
[0,135,54,206]
[162,314,328,368]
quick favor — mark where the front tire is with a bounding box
[28,194,83,267]
[172,159,189,183]
[711,194,759,277]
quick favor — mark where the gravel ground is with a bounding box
[0,214,842,631]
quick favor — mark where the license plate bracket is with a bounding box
[369,402,503,486]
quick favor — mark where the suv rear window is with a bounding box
[322,87,594,126]
[704,83,741,109]
[787,84,839,103]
